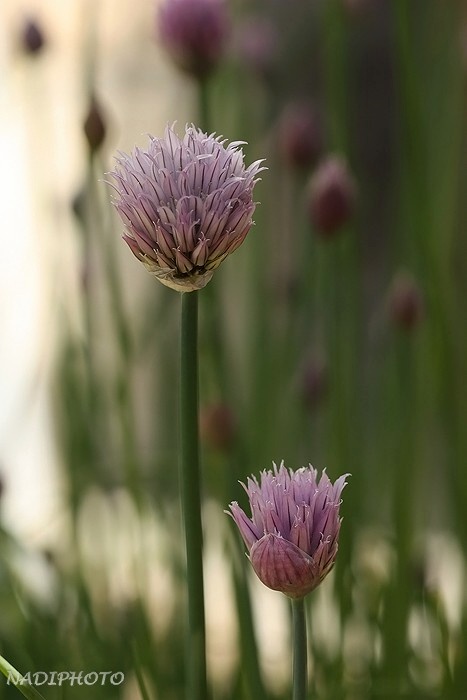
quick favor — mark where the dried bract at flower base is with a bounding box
[107,125,265,292]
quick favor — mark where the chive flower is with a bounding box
[227,462,348,599]
[108,125,264,292]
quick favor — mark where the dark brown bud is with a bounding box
[200,403,236,451]
[278,103,322,170]
[308,155,356,237]
[21,18,45,55]
[387,271,424,331]
[302,356,328,410]
[83,96,107,153]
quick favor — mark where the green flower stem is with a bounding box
[292,598,308,700]
[0,656,46,700]
[180,291,207,700]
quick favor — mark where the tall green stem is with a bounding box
[292,598,308,700]
[180,291,207,700]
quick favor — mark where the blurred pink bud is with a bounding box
[200,403,236,451]
[158,0,230,79]
[278,103,323,170]
[234,17,278,79]
[83,95,107,154]
[307,155,356,237]
[302,355,328,410]
[21,18,45,55]
[387,271,424,331]
[108,124,265,291]
[227,462,348,598]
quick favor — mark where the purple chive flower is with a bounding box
[227,462,348,599]
[108,124,265,292]
[158,0,230,79]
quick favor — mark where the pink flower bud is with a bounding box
[302,355,328,410]
[83,95,107,154]
[21,18,45,55]
[387,271,424,331]
[158,0,230,79]
[234,18,278,80]
[227,462,349,598]
[200,403,236,451]
[307,156,356,237]
[278,103,322,170]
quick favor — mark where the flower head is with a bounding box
[227,462,348,598]
[158,0,229,79]
[108,125,264,292]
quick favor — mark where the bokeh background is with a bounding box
[0,0,466,698]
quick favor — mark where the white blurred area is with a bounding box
[0,0,193,544]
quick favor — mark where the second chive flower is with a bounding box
[108,125,264,292]
[228,463,348,599]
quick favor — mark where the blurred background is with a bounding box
[0,0,466,698]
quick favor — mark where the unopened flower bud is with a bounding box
[227,462,348,598]
[308,155,356,237]
[83,95,107,154]
[21,18,45,55]
[158,0,229,79]
[234,18,278,80]
[387,271,424,331]
[200,403,236,451]
[278,103,322,169]
[302,355,328,410]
